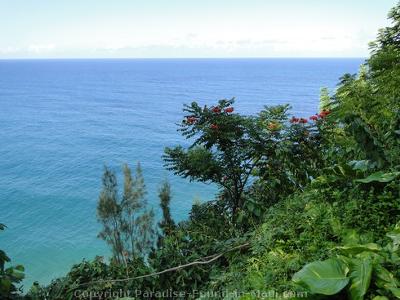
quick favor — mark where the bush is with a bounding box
[0,224,24,300]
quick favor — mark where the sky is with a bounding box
[0,0,397,59]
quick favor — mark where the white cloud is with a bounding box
[27,44,56,53]
[0,46,21,54]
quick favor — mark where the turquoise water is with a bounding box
[0,58,363,288]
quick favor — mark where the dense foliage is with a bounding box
[2,2,400,299]
[0,224,24,299]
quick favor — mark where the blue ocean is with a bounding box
[0,58,363,288]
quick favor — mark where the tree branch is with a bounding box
[68,242,250,291]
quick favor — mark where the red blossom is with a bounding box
[309,115,318,121]
[224,107,234,113]
[318,109,331,118]
[186,116,197,124]
[290,117,299,123]
[299,118,308,124]
[212,107,221,113]
[210,124,219,130]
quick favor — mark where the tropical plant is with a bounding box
[293,224,400,299]
[0,224,24,299]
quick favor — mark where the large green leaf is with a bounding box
[336,243,381,256]
[347,257,373,300]
[390,288,400,298]
[387,224,400,251]
[355,171,400,183]
[292,258,350,295]
[341,229,361,245]
[348,160,375,172]
[375,265,400,299]
[333,163,356,177]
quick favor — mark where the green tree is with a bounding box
[134,208,155,258]
[319,87,331,111]
[157,180,175,245]
[164,98,265,219]
[97,164,155,263]
[121,163,154,258]
[332,3,400,168]
[165,99,327,223]
[97,167,124,263]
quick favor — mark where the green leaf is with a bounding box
[347,257,373,300]
[375,265,396,286]
[372,297,389,300]
[15,264,24,272]
[355,171,400,183]
[341,230,361,245]
[387,224,400,251]
[348,160,375,172]
[336,243,381,256]
[333,163,356,177]
[5,265,25,281]
[292,258,350,295]
[389,288,400,298]
[375,265,400,298]
[311,175,341,185]
[12,268,25,281]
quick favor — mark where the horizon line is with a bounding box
[0,56,367,60]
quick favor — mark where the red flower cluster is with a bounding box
[186,116,197,124]
[225,107,234,113]
[318,109,331,118]
[291,109,332,124]
[299,118,308,124]
[212,106,221,113]
[210,124,219,130]
[291,117,308,124]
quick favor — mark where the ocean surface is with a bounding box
[0,58,363,288]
